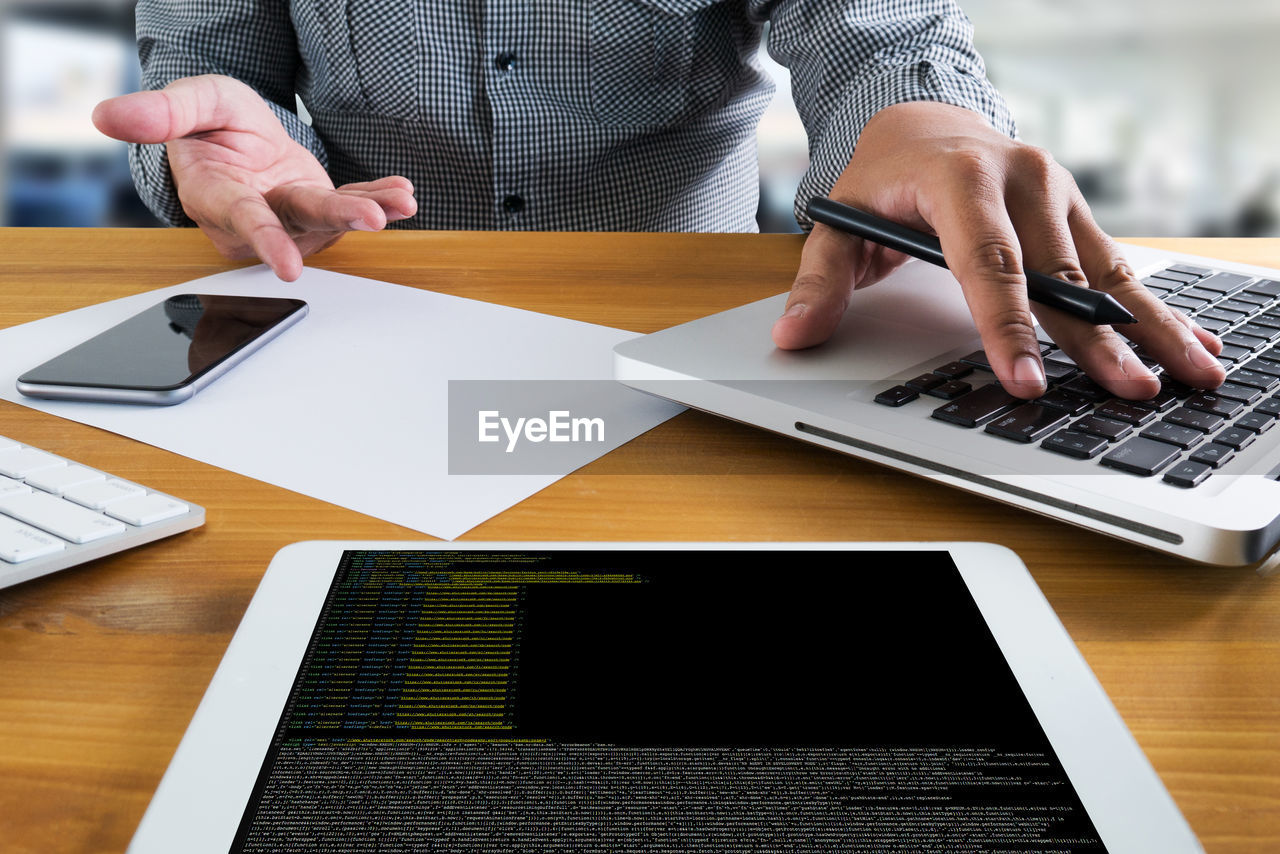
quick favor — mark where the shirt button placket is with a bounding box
[486,2,529,225]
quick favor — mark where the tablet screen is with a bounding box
[230,549,1107,851]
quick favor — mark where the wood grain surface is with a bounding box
[0,228,1276,853]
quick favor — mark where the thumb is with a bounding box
[771,224,861,350]
[92,75,261,144]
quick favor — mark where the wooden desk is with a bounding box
[0,229,1276,853]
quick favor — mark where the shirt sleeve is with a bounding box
[131,0,326,226]
[749,0,1017,229]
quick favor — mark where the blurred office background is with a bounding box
[5,1,1280,237]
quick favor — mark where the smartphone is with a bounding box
[16,294,308,405]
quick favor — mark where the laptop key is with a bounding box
[1189,443,1236,468]
[931,384,1021,427]
[1243,278,1280,298]
[1071,414,1133,441]
[1215,382,1262,404]
[1199,272,1254,295]
[905,373,946,393]
[1095,401,1158,425]
[1140,421,1205,449]
[932,361,973,380]
[1215,428,1256,451]
[874,386,918,407]
[1184,392,1245,419]
[1163,407,1225,433]
[1101,437,1182,476]
[1036,389,1093,415]
[984,404,1070,443]
[1251,397,1280,417]
[1041,429,1109,459]
[1235,412,1274,433]
[925,379,974,400]
[1226,368,1280,391]
[1164,461,1213,488]
[1166,264,1213,277]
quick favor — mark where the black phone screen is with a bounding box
[18,295,307,390]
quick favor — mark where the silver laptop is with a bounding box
[614,243,1280,566]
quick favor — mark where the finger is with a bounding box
[771,224,861,350]
[267,183,391,234]
[1068,207,1226,392]
[929,181,1046,399]
[335,180,418,221]
[92,75,262,144]
[1004,164,1161,400]
[203,186,304,281]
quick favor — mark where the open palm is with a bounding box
[94,75,416,281]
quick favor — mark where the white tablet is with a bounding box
[129,542,1202,853]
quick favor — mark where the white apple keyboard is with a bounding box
[0,435,204,588]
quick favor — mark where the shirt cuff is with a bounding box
[793,59,1018,229]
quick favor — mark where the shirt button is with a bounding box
[502,194,525,215]
[494,52,517,73]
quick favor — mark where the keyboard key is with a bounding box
[1253,397,1280,417]
[1102,437,1182,476]
[1095,401,1157,425]
[1222,332,1269,351]
[959,350,994,371]
[1194,317,1233,336]
[931,384,1021,427]
[1197,272,1252,295]
[0,448,66,480]
[1163,407,1225,433]
[1236,412,1274,433]
[1164,461,1213,488]
[1140,421,1205,449]
[1244,357,1280,379]
[1216,343,1253,363]
[63,479,145,512]
[1036,389,1093,415]
[0,476,30,498]
[1197,307,1247,325]
[1071,415,1133,441]
[984,404,1069,443]
[1166,264,1213,277]
[904,373,946,393]
[1226,369,1280,391]
[1219,299,1262,316]
[1237,323,1280,342]
[1041,429,1108,460]
[1043,360,1078,383]
[1060,375,1110,402]
[1214,428,1256,451]
[1180,287,1222,302]
[874,386,918,407]
[0,491,126,544]
[1184,392,1245,419]
[24,465,105,495]
[1215,383,1262,404]
[0,517,65,564]
[925,379,973,399]
[1150,269,1201,284]
[1189,443,1236,468]
[1243,278,1280,298]
[104,494,190,527]
[932,361,973,380]
[1166,295,1208,312]
[1131,388,1179,412]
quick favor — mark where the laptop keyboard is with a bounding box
[0,435,205,588]
[873,264,1280,488]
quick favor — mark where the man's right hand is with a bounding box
[93,75,417,281]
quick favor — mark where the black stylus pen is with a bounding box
[806,197,1137,326]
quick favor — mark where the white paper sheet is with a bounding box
[0,266,684,539]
